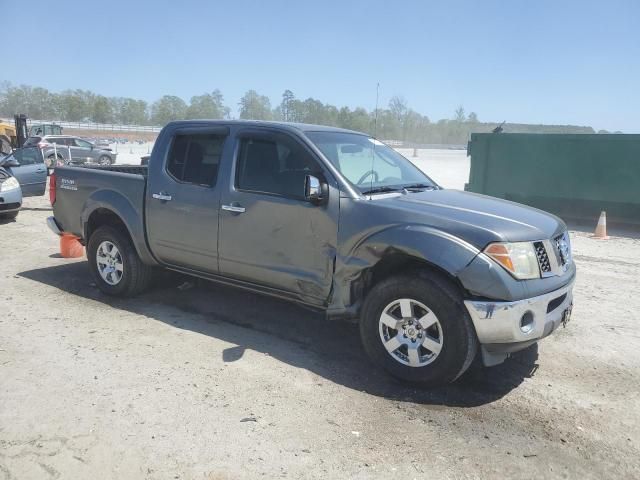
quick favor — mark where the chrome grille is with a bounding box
[554,233,571,267]
[534,241,552,273]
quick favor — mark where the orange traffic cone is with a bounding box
[60,234,85,258]
[592,211,609,239]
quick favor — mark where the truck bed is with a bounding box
[52,164,148,240]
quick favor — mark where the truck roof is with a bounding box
[165,120,367,136]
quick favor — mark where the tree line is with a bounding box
[0,82,596,144]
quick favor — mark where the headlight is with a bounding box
[0,176,19,192]
[484,242,540,280]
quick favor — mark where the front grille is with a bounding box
[0,202,20,211]
[534,241,552,273]
[554,233,571,267]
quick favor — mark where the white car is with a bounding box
[0,167,23,220]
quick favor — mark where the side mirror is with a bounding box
[305,175,326,205]
[3,158,20,167]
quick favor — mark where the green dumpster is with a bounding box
[465,133,640,225]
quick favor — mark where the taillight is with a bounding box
[49,173,56,205]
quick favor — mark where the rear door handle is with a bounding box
[221,204,246,213]
[152,193,172,201]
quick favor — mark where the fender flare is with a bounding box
[329,224,480,314]
[81,189,158,266]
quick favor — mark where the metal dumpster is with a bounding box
[465,133,640,224]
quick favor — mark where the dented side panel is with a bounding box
[328,196,481,314]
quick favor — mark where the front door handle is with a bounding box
[152,192,172,201]
[221,204,246,213]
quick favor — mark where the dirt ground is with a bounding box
[1,162,639,479]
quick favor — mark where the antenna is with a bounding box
[369,83,380,197]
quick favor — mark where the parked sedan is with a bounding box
[25,135,117,167]
[0,166,23,221]
[0,147,47,196]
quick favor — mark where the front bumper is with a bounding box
[464,279,574,365]
[0,186,22,213]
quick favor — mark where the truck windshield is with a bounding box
[306,131,437,194]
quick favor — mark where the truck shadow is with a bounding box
[19,261,539,408]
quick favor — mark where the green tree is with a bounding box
[92,95,113,123]
[151,95,187,125]
[280,90,295,122]
[238,90,272,120]
[186,90,229,119]
[467,111,479,123]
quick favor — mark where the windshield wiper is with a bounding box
[402,183,437,191]
[361,186,404,195]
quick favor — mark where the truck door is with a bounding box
[6,147,47,196]
[145,126,229,273]
[217,129,339,305]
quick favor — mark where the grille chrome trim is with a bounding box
[533,241,552,276]
[533,232,572,278]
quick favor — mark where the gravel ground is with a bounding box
[1,155,639,479]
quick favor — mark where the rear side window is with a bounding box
[166,133,226,186]
[236,133,317,199]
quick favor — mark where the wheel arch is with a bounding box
[81,192,158,266]
[329,225,480,318]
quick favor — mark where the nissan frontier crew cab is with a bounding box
[47,121,575,386]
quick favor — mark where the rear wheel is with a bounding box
[87,226,153,296]
[359,272,477,386]
[98,155,112,165]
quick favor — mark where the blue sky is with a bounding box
[5,0,639,131]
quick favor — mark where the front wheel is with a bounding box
[87,226,153,296]
[0,211,19,221]
[359,272,478,386]
[98,155,113,165]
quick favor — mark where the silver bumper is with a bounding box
[464,279,574,347]
[46,216,63,236]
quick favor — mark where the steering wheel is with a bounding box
[357,170,379,185]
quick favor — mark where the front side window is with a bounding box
[74,138,92,148]
[306,131,436,194]
[236,133,317,199]
[13,147,42,165]
[166,133,226,186]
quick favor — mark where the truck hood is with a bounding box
[375,189,565,249]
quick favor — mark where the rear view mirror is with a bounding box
[340,144,363,154]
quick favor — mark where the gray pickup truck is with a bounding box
[47,120,575,385]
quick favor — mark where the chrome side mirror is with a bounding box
[305,175,324,204]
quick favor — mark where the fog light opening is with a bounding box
[520,311,535,334]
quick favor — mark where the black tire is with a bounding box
[98,155,113,165]
[87,225,153,297]
[0,211,19,220]
[359,271,478,386]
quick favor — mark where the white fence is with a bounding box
[1,118,162,134]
